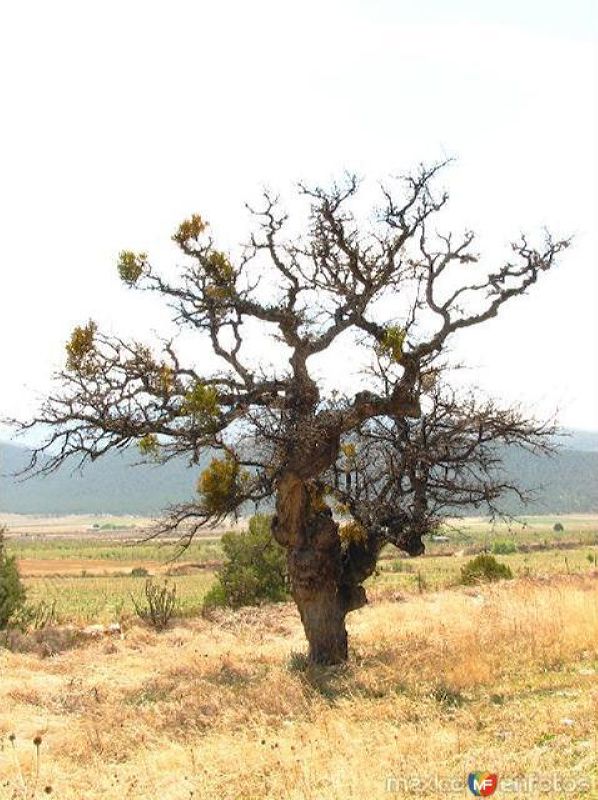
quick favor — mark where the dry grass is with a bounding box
[1,575,597,799]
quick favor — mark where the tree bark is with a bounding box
[294,587,348,664]
[272,471,369,665]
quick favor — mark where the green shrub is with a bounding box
[203,514,287,610]
[492,539,518,555]
[131,566,149,577]
[0,526,27,630]
[460,554,513,586]
[553,522,564,532]
[202,581,229,610]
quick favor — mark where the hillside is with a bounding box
[1,432,598,515]
[0,443,203,514]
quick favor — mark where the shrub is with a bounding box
[460,554,513,586]
[202,581,229,611]
[132,579,177,630]
[0,526,26,630]
[492,539,518,555]
[131,566,149,577]
[203,514,288,610]
[553,522,564,532]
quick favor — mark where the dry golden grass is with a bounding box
[1,575,597,799]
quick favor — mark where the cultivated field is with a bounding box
[1,515,597,798]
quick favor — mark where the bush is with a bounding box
[0,526,26,630]
[203,514,288,610]
[460,554,513,586]
[132,579,177,630]
[131,566,149,577]
[553,522,564,532]
[492,539,518,555]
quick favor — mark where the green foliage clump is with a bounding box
[150,363,175,396]
[203,515,288,610]
[131,566,149,577]
[0,527,27,630]
[117,250,146,284]
[553,522,564,533]
[377,325,406,362]
[138,434,160,457]
[65,320,97,373]
[460,554,513,586]
[492,539,518,555]
[197,455,249,515]
[172,214,208,246]
[204,251,235,288]
[171,213,235,299]
[180,382,220,425]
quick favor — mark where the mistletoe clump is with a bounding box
[378,326,406,362]
[117,250,146,285]
[180,383,220,425]
[138,433,160,457]
[65,321,97,374]
[172,214,208,247]
[197,455,249,515]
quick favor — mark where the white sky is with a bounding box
[1,0,596,438]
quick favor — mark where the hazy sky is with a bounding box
[1,0,596,437]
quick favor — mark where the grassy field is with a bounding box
[15,545,598,626]
[23,574,215,625]
[3,514,598,625]
[1,576,597,798]
[1,515,597,798]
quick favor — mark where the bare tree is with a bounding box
[15,162,569,663]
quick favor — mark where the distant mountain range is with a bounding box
[1,430,597,515]
[0,442,204,515]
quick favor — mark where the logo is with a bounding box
[468,772,498,796]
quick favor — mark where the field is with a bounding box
[1,515,598,798]
[3,513,598,625]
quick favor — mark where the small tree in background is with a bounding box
[460,554,513,585]
[0,526,26,630]
[16,162,568,663]
[204,514,288,609]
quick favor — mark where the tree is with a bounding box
[16,162,568,663]
[0,525,27,629]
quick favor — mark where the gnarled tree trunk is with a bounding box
[293,584,348,664]
[286,506,348,664]
[272,471,373,665]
